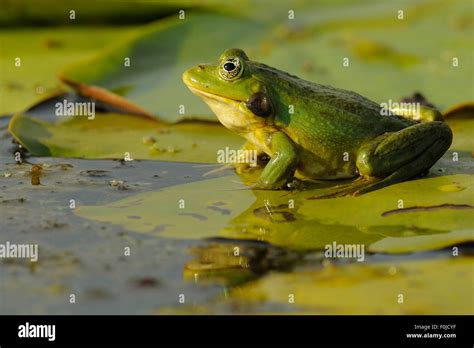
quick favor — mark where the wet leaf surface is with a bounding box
[75,161,474,253]
[0,26,134,115]
[8,112,243,162]
[209,255,474,314]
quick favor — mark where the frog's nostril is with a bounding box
[197,65,205,70]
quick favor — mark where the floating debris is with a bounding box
[1,197,26,204]
[43,38,63,49]
[142,135,157,145]
[84,287,112,300]
[131,277,161,289]
[30,164,42,185]
[150,143,181,154]
[109,179,128,190]
[43,163,74,171]
[80,169,110,177]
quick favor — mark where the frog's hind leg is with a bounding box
[396,105,444,123]
[353,121,452,196]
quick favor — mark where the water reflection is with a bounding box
[184,238,307,286]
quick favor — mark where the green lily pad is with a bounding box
[369,229,472,254]
[224,256,474,314]
[261,0,473,111]
[0,0,225,26]
[0,26,135,115]
[75,174,254,237]
[445,105,474,152]
[8,112,243,162]
[74,168,474,253]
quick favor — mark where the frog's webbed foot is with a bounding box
[234,142,268,174]
[235,156,269,174]
[285,177,311,191]
[307,177,380,199]
[235,162,255,174]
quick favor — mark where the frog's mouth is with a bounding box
[186,86,243,103]
[186,86,260,133]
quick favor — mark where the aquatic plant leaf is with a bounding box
[8,112,243,162]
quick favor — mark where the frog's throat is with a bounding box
[187,86,260,133]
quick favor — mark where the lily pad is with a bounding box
[0,26,135,115]
[445,105,474,152]
[74,168,474,253]
[8,112,243,162]
[0,0,224,26]
[225,256,474,314]
[369,229,472,254]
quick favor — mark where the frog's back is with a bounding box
[253,62,415,150]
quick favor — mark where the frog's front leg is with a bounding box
[354,121,452,195]
[256,131,299,189]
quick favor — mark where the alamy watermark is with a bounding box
[217,146,257,167]
[55,99,95,120]
[0,241,38,262]
[380,99,421,119]
[18,322,55,341]
[324,241,365,262]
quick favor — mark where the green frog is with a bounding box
[182,48,452,196]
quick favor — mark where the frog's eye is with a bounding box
[246,92,272,117]
[219,57,243,81]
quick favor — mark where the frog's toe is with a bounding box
[307,177,379,199]
[353,179,388,196]
[308,190,351,199]
[234,162,258,174]
[235,164,249,174]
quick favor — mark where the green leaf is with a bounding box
[445,104,474,152]
[74,169,474,253]
[0,0,224,26]
[0,26,135,115]
[75,174,255,237]
[8,113,243,162]
[369,229,472,253]
[223,256,474,314]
